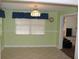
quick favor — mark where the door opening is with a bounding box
[58,13,77,59]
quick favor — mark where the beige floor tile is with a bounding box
[2,47,71,59]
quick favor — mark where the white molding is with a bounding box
[74,14,78,59]
[74,33,78,59]
[63,12,78,17]
[5,45,56,47]
[58,16,64,49]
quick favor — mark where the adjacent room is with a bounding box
[61,14,77,59]
[0,0,78,59]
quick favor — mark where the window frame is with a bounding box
[15,19,45,35]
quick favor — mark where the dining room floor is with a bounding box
[1,47,71,59]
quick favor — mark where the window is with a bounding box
[31,20,45,34]
[15,19,45,35]
[15,19,30,34]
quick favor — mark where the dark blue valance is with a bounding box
[12,12,48,19]
[0,10,5,18]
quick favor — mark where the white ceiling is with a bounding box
[1,2,77,11]
[2,0,78,5]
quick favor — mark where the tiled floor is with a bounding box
[61,46,75,59]
[61,36,76,59]
[2,47,71,59]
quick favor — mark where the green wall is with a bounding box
[3,7,77,46]
[0,17,5,50]
[3,9,59,46]
[0,18,2,49]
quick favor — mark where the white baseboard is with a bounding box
[5,45,56,47]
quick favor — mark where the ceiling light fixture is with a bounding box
[31,5,41,17]
[31,9,41,17]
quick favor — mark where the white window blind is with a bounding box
[15,19,45,35]
[31,19,45,35]
[15,19,30,34]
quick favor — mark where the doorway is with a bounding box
[59,13,77,59]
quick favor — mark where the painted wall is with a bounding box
[64,15,77,36]
[0,18,2,48]
[3,9,59,46]
[0,1,1,8]
[0,17,5,51]
[53,7,78,46]
[0,18,2,59]
[3,7,77,47]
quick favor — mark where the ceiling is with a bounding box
[1,0,78,6]
[1,2,77,11]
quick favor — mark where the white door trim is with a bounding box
[58,16,64,49]
[58,12,78,59]
[74,13,78,59]
[74,32,78,59]
[58,12,77,49]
